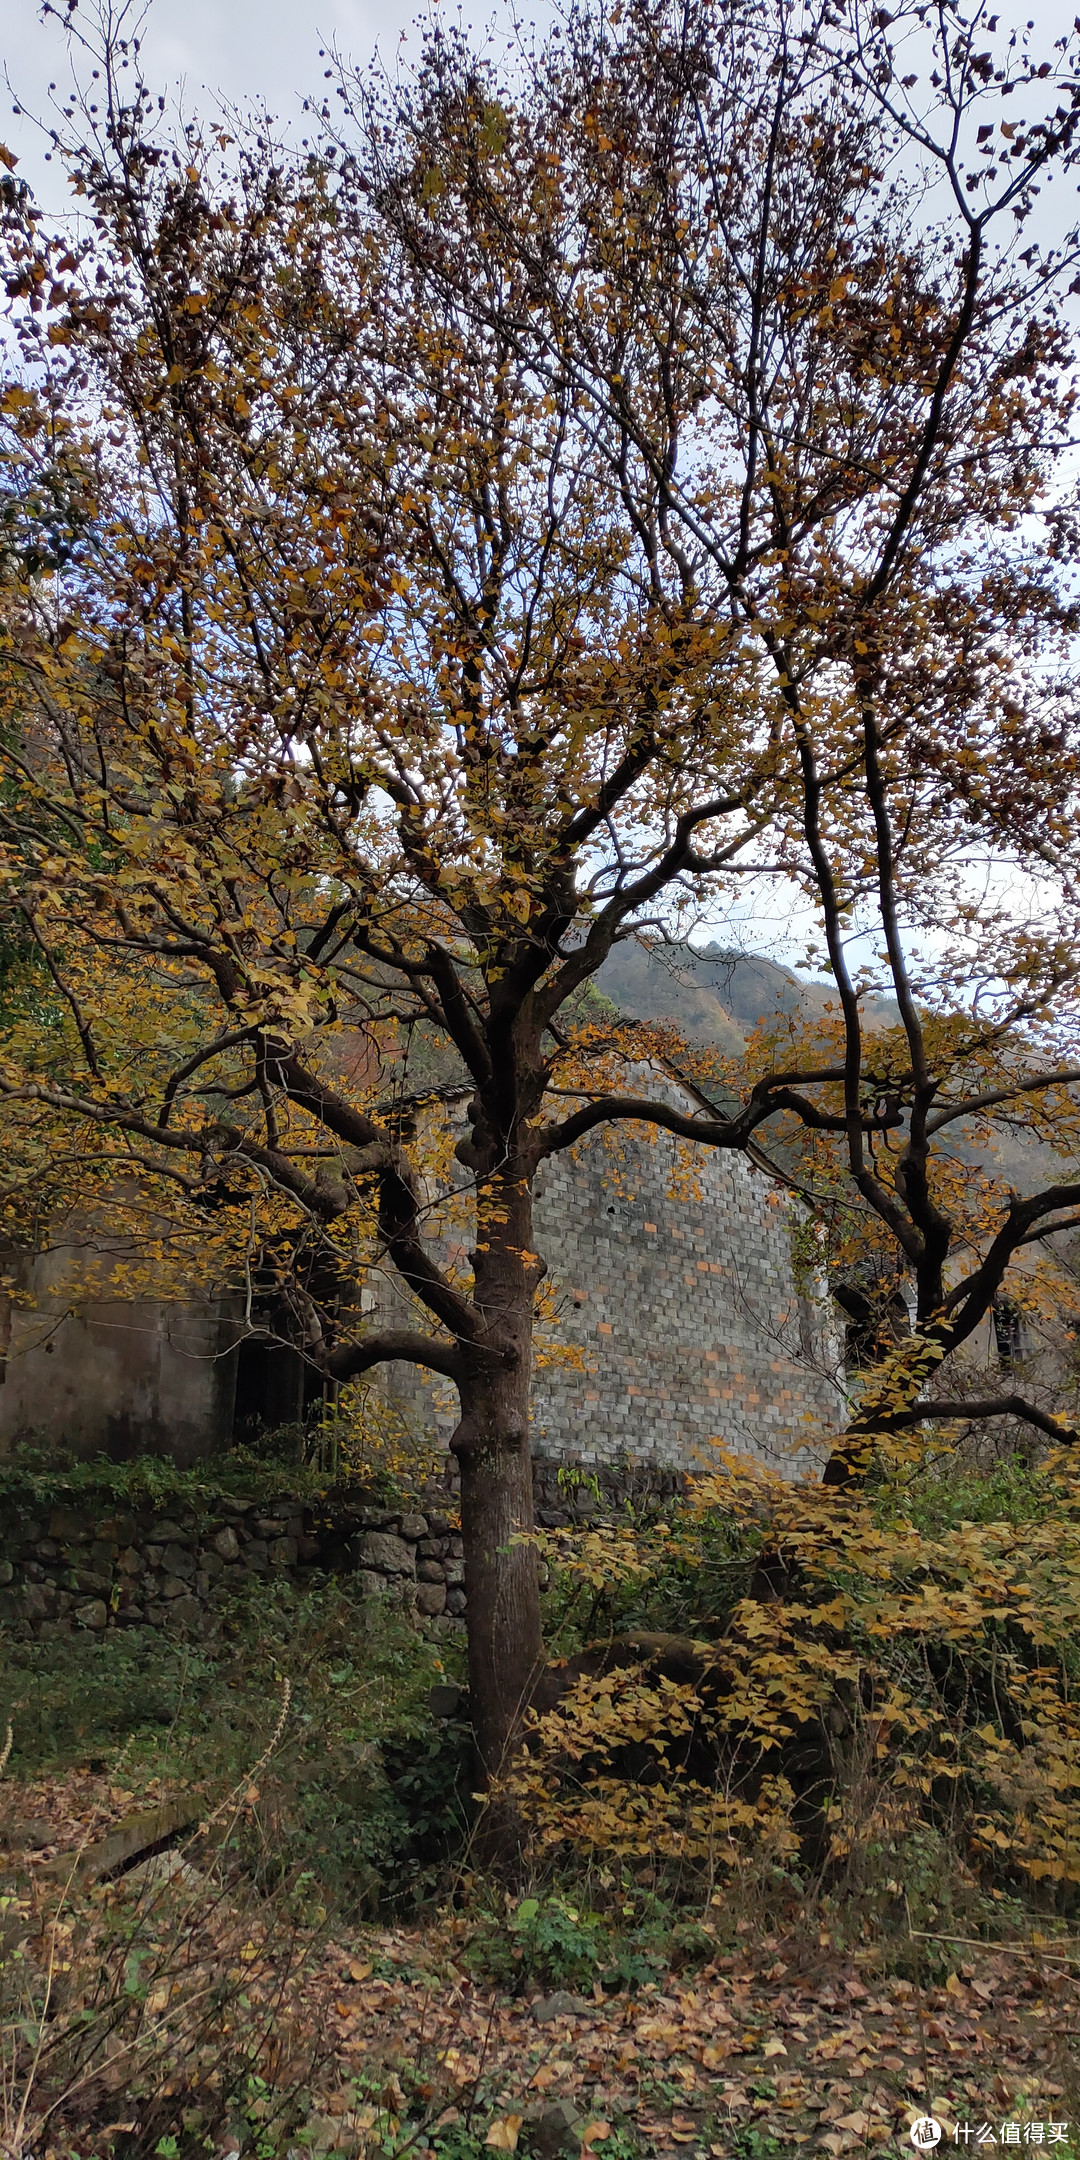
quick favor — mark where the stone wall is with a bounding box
[0,1458,667,1643]
[0,1493,466,1644]
[379,1090,846,1473]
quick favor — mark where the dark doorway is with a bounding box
[232,1334,323,1443]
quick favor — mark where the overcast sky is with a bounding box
[7,0,1079,225]
[4,0,450,208]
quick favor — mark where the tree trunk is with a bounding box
[455,1361,543,1782]
[451,1164,545,1812]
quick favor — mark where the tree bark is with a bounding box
[455,1360,542,1782]
[447,1153,545,1807]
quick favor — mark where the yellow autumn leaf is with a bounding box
[485,2118,524,2151]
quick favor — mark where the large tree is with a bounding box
[4,0,1080,1781]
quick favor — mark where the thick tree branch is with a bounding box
[944,1182,1080,1345]
[266,1050,484,1342]
[538,1081,900,1159]
[326,1329,464,1383]
[1017,1213,1080,1247]
[539,1092,746,1157]
[878,1396,1078,1443]
[271,1048,388,1152]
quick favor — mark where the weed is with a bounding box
[1,1790,328,2157]
[463,1892,603,1991]
[429,2122,490,2160]
[460,1883,714,1997]
[578,2124,640,2160]
[0,1443,332,1518]
[874,1452,1058,1535]
[730,2129,783,2159]
[1,1577,467,1912]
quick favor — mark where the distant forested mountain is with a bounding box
[596,940,895,1052]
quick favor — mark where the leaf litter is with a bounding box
[3,1770,1080,2156]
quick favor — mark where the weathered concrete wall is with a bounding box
[0,1251,237,1465]
[378,1096,846,1473]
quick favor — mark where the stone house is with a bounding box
[0,1068,846,1475]
[372,1078,845,1476]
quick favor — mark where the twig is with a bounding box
[908,1926,1078,1966]
[197,1675,292,1844]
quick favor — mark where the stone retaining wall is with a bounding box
[0,1457,677,1642]
[0,1494,466,1643]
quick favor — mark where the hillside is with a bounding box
[596,939,871,1052]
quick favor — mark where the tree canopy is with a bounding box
[4,0,1080,1771]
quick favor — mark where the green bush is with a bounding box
[461,1886,714,1994]
[0,1442,332,1519]
[874,1450,1058,1534]
[462,1891,603,1990]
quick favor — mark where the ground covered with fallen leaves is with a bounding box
[3,1769,1080,2158]
[320,1937,1080,2155]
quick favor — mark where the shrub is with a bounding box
[510,1443,1080,1920]
[459,1884,713,1995]
[0,1444,332,1518]
[462,1892,603,1991]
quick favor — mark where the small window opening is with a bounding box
[993,1297,1025,1372]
